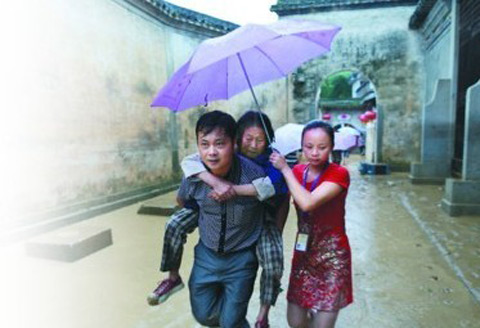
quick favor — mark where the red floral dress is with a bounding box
[286,163,353,312]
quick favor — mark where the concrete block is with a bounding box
[137,191,180,216]
[441,198,480,216]
[441,178,480,216]
[359,162,390,175]
[463,80,480,180]
[137,204,180,216]
[409,175,445,185]
[409,162,448,185]
[420,79,451,163]
[409,79,452,186]
[25,225,112,262]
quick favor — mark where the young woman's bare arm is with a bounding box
[270,152,343,212]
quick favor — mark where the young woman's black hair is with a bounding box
[301,120,335,147]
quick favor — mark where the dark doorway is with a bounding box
[453,0,480,176]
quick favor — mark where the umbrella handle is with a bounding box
[237,53,273,147]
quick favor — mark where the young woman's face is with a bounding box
[302,128,333,166]
[240,126,267,159]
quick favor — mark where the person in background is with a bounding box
[270,120,352,328]
[285,149,301,168]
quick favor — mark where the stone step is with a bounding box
[359,161,390,175]
[137,190,179,216]
[137,204,179,216]
[25,224,113,262]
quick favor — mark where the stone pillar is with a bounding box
[410,79,452,184]
[442,80,480,216]
[375,105,384,163]
[365,121,376,163]
[359,106,389,175]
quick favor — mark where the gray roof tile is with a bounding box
[271,0,418,15]
[126,0,239,37]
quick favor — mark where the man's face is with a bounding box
[197,128,234,177]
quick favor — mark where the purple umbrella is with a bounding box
[151,19,341,112]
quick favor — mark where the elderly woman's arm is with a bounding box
[181,152,275,201]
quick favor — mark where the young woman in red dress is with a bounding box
[270,120,352,328]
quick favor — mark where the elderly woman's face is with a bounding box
[240,126,267,159]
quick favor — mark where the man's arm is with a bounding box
[176,177,191,208]
[176,196,185,208]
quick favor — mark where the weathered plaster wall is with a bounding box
[423,33,452,102]
[282,6,425,166]
[4,0,180,223]
[3,0,291,227]
[420,0,452,103]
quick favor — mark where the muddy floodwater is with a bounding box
[1,157,479,327]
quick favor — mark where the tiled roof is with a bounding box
[409,0,438,29]
[124,0,239,36]
[271,0,418,15]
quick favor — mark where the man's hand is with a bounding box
[208,180,236,202]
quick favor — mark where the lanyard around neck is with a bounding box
[302,162,329,192]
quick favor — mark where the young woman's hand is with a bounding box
[269,152,288,171]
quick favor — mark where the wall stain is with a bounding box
[135,80,155,96]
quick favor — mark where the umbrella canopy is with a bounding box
[273,124,359,153]
[334,132,358,151]
[271,123,304,155]
[151,19,341,111]
[337,126,361,136]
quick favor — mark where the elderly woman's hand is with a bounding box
[208,180,236,202]
[269,151,288,171]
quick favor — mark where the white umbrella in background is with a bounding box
[272,123,304,155]
[273,123,361,154]
[334,132,358,150]
[334,126,361,150]
[337,126,361,136]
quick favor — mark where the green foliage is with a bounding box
[320,70,353,100]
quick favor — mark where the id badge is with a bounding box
[295,233,309,252]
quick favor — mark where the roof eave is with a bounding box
[271,0,418,16]
[409,0,440,30]
[123,0,239,37]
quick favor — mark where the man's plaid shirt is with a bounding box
[177,154,265,254]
